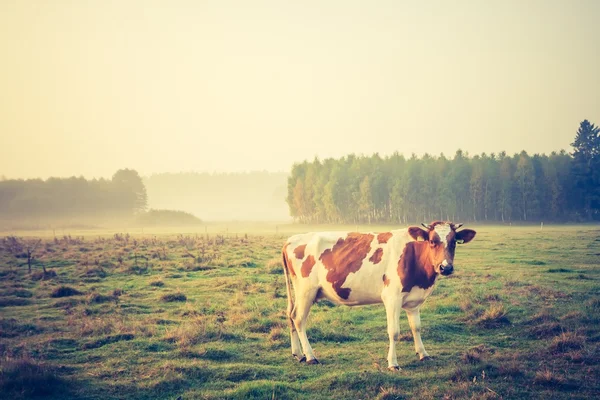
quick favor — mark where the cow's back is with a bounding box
[284,229,413,306]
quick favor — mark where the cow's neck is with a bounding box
[399,242,438,293]
[414,242,438,284]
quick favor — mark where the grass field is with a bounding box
[1,224,599,399]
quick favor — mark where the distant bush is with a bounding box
[51,286,83,298]
[134,209,202,227]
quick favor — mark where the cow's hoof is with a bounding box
[420,356,432,361]
[388,365,401,371]
[306,358,320,365]
[295,355,307,363]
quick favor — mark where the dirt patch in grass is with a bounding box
[51,286,83,298]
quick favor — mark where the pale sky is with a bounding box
[1,0,599,179]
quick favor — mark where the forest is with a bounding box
[286,120,600,224]
[0,170,288,228]
[0,169,147,227]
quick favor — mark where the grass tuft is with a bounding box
[375,387,406,400]
[534,369,566,387]
[475,303,510,327]
[150,279,165,287]
[160,292,187,302]
[86,292,116,304]
[548,332,585,353]
[51,286,83,298]
[0,357,67,397]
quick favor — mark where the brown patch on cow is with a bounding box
[377,232,393,244]
[383,274,390,286]
[408,226,429,241]
[319,232,374,300]
[369,248,383,264]
[301,255,316,278]
[282,243,296,277]
[397,242,437,293]
[294,244,306,259]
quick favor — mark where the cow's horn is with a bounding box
[421,223,433,230]
[454,223,464,229]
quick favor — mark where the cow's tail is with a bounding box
[281,247,295,326]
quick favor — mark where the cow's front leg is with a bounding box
[383,296,402,370]
[405,308,430,360]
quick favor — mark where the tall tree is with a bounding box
[571,119,600,219]
[514,151,536,221]
[112,169,148,215]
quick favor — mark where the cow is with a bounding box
[281,221,476,370]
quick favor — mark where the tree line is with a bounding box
[0,169,147,226]
[286,120,600,224]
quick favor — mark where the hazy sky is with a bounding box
[1,0,599,179]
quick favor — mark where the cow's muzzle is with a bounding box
[439,264,454,276]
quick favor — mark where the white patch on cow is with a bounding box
[441,259,448,267]
[401,286,434,310]
[434,224,452,247]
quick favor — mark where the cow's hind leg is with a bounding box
[382,295,402,370]
[287,304,303,361]
[292,288,319,364]
[405,308,430,360]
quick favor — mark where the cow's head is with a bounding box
[408,221,476,276]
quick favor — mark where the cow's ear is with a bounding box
[456,229,476,244]
[408,226,429,241]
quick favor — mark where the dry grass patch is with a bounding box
[265,258,282,274]
[548,332,585,353]
[534,368,566,387]
[163,316,227,348]
[461,344,494,364]
[527,322,563,339]
[476,303,510,327]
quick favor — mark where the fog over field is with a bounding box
[1,0,599,182]
[144,172,289,221]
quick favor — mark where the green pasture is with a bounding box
[0,224,599,399]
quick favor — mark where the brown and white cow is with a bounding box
[282,221,476,370]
